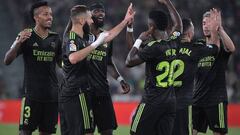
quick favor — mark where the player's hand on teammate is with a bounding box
[120,80,130,94]
[138,27,154,41]
[17,29,32,44]
[124,3,135,24]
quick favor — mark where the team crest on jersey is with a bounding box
[50,42,56,49]
[69,40,77,51]
[170,31,181,40]
[88,34,95,44]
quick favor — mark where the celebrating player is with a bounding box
[193,8,236,135]
[87,2,130,135]
[172,17,220,135]
[4,1,61,135]
[125,0,182,134]
[59,3,134,135]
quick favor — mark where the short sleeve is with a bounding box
[63,32,84,57]
[138,41,161,62]
[196,43,219,59]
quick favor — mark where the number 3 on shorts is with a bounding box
[24,106,31,118]
[156,59,184,88]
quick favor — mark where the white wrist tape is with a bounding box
[127,27,133,32]
[90,42,99,49]
[90,32,109,49]
[133,39,142,49]
[117,76,124,82]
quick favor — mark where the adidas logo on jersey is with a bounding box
[33,42,39,47]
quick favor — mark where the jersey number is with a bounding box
[156,60,184,88]
[24,106,31,118]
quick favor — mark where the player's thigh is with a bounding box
[19,97,41,132]
[92,95,117,132]
[206,102,228,134]
[59,101,69,135]
[172,106,192,135]
[39,102,58,134]
[192,105,208,133]
[130,103,160,135]
[60,94,94,135]
[157,103,176,135]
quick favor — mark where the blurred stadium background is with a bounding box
[0,0,239,134]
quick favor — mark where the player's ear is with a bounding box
[33,15,38,22]
[79,16,85,25]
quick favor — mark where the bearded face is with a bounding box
[91,8,105,28]
[92,15,104,28]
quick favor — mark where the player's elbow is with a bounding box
[3,58,11,65]
[69,55,79,65]
[3,54,13,66]
[229,46,236,52]
[125,59,134,68]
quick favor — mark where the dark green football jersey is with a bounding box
[18,28,62,102]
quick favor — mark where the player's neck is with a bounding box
[181,36,191,43]
[34,25,49,39]
[205,36,212,44]
[153,30,168,40]
[206,36,220,45]
[71,25,84,38]
[91,25,102,36]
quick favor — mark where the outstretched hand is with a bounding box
[124,3,136,24]
[209,8,219,32]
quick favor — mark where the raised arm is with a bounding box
[126,21,135,49]
[103,3,135,43]
[158,0,183,33]
[125,30,152,67]
[216,10,235,52]
[4,29,31,65]
[69,32,109,64]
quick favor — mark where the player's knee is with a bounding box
[19,130,32,135]
[192,129,198,135]
[100,129,113,135]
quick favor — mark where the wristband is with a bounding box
[127,27,133,32]
[90,42,99,49]
[117,76,124,82]
[90,32,109,49]
[133,39,142,49]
